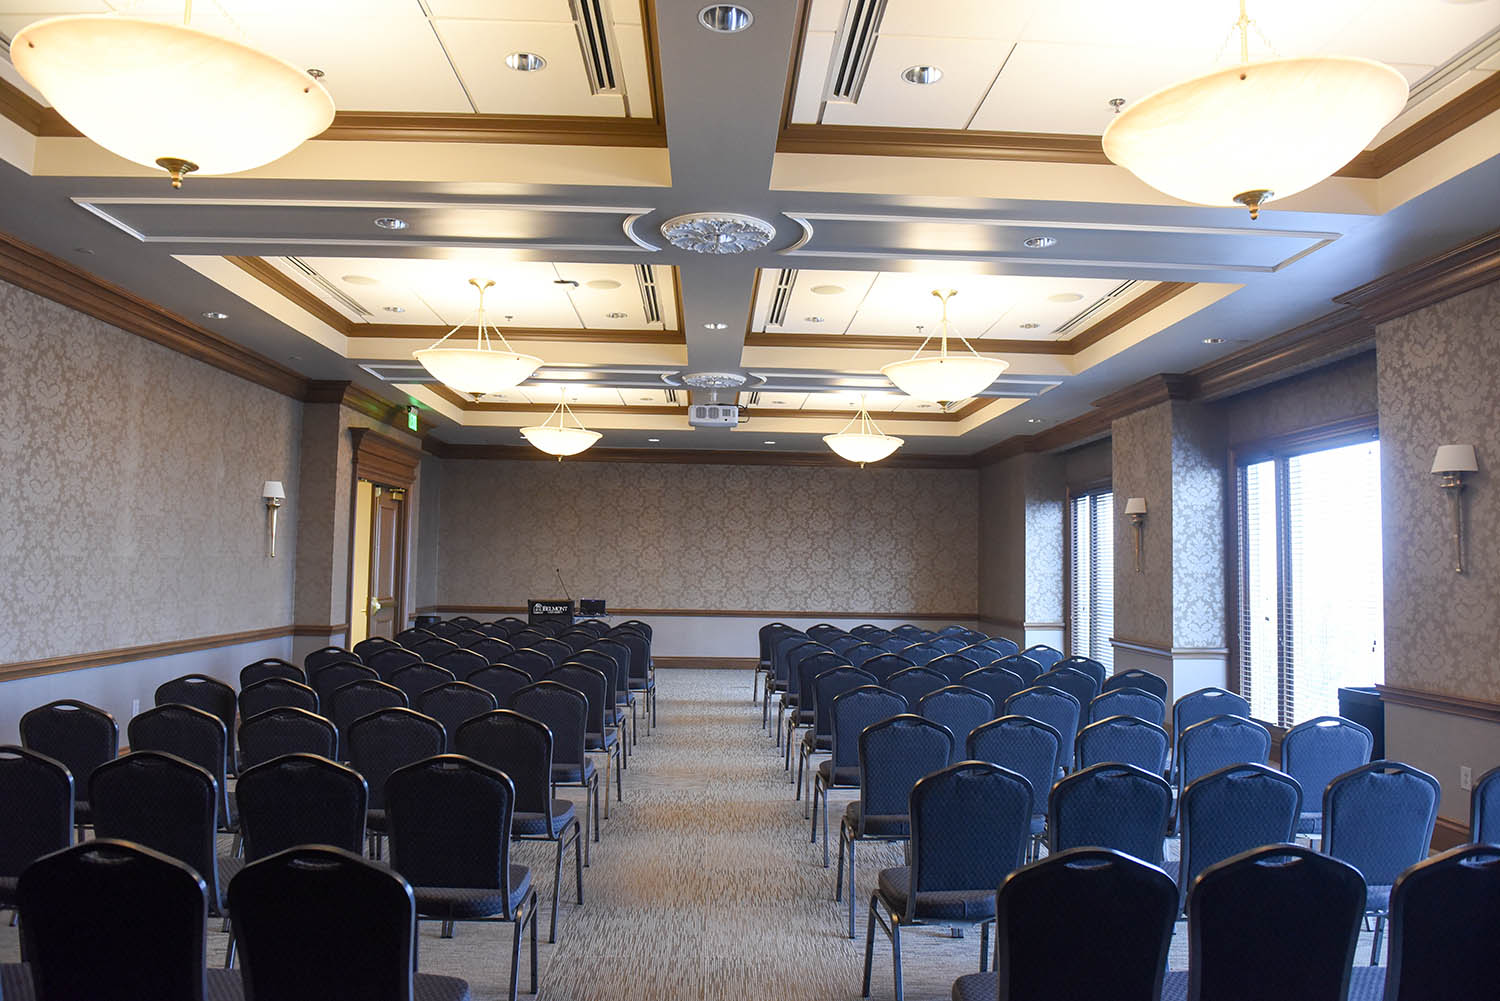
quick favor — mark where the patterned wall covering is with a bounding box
[1169,403,1226,649]
[1023,454,1065,624]
[436,459,979,614]
[1217,352,1378,446]
[413,454,443,612]
[1378,280,1500,700]
[978,458,1025,624]
[0,279,301,663]
[1062,439,1112,486]
[1111,404,1175,647]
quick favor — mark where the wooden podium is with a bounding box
[527,599,574,628]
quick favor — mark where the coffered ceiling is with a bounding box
[0,0,1496,459]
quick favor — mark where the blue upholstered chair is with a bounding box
[239,676,319,719]
[366,646,423,680]
[429,647,488,681]
[309,661,379,707]
[1281,715,1374,836]
[235,753,367,861]
[812,686,908,865]
[417,681,499,743]
[1384,844,1500,1001]
[156,674,238,775]
[346,707,447,858]
[951,848,1177,1001]
[1175,715,1271,825]
[1171,688,1251,782]
[755,622,794,705]
[1088,686,1167,727]
[836,714,952,939]
[797,666,877,810]
[979,636,1021,658]
[968,715,1062,855]
[238,707,337,769]
[899,643,942,666]
[388,663,458,706]
[845,642,885,670]
[1004,685,1082,772]
[305,645,360,673]
[1048,762,1172,864]
[1472,765,1500,843]
[1076,715,1171,775]
[1055,655,1106,689]
[808,623,846,644]
[955,643,1005,667]
[1021,644,1064,671]
[884,666,950,707]
[1103,668,1168,701]
[775,640,828,743]
[331,678,408,749]
[0,745,73,915]
[994,653,1044,686]
[1169,762,1301,913]
[928,635,968,655]
[467,664,534,707]
[861,761,1032,1001]
[958,666,1024,716]
[784,649,844,761]
[926,653,980,683]
[917,686,995,757]
[1036,666,1099,710]
[239,657,304,688]
[1323,760,1440,964]
[862,654,915,686]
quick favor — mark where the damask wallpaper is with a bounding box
[1217,352,1378,446]
[1169,403,1226,650]
[1378,279,1500,700]
[1111,403,1175,647]
[978,458,1025,624]
[435,459,979,615]
[1023,454,1065,624]
[0,278,302,664]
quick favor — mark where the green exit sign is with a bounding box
[406,406,419,432]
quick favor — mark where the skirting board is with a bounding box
[653,657,756,670]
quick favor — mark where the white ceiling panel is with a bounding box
[878,0,1042,40]
[754,392,809,410]
[435,18,626,117]
[756,269,878,333]
[822,34,1011,129]
[806,0,846,34]
[791,29,834,123]
[615,22,655,118]
[423,0,574,20]
[891,397,949,412]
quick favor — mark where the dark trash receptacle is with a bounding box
[1338,686,1384,759]
[415,614,442,629]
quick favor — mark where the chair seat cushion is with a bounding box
[817,760,859,787]
[513,800,577,837]
[1366,884,1391,912]
[552,760,597,784]
[1161,858,1180,884]
[413,866,532,919]
[216,856,245,910]
[843,802,908,838]
[1,962,472,1001]
[876,867,996,922]
[952,972,995,1001]
[628,678,654,692]
[367,807,388,833]
[73,800,93,825]
[1030,814,1046,837]
[415,973,474,1001]
[801,731,832,751]
[782,694,801,708]
[585,730,617,751]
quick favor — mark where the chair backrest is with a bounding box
[229,845,420,1001]
[409,635,460,661]
[1184,844,1366,1001]
[955,643,1004,668]
[128,702,232,828]
[808,623,845,643]
[0,746,73,880]
[480,622,513,640]
[759,622,794,664]
[236,753,368,860]
[309,661,380,706]
[590,637,633,679]
[352,636,397,660]
[1173,687,1251,752]
[532,637,574,665]
[1179,762,1302,911]
[968,715,1063,822]
[332,679,409,746]
[388,662,458,704]
[449,615,481,629]
[155,673,237,768]
[417,682,498,739]
[18,839,208,1001]
[811,666,879,739]
[90,751,222,908]
[1473,765,1500,844]
[614,631,652,683]
[395,627,434,647]
[512,681,589,768]
[467,664,536,706]
[240,658,305,688]
[907,761,1032,919]
[466,636,515,665]
[455,710,554,821]
[428,647,488,680]
[1177,715,1272,794]
[1076,715,1171,775]
[238,707,338,769]
[879,636,914,654]
[861,653,915,685]
[551,664,612,736]
[1323,760,1440,887]
[494,617,528,635]
[1088,686,1167,727]
[926,653,980,683]
[899,642,942,666]
[981,636,1021,657]
[771,633,810,682]
[305,645,361,672]
[841,642,884,669]
[387,754,517,908]
[346,708,447,811]
[572,649,626,694]
[1021,644,1063,670]
[365,646,424,680]
[240,676,319,719]
[1281,716,1374,818]
[1047,763,1172,864]
[575,619,610,636]
[1004,684,1082,771]
[829,634,864,655]
[506,648,559,679]
[427,620,465,639]
[19,699,118,802]
[928,635,968,654]
[959,667,1025,714]
[995,653,1044,685]
[619,618,653,638]
[509,629,547,649]
[994,847,1177,1001]
[796,652,849,713]
[1385,844,1500,1001]
[786,642,834,697]
[1055,655,1106,689]
[1102,668,1168,700]
[884,665,950,707]
[451,628,490,650]
[829,686,907,770]
[1036,666,1100,709]
[855,715,954,830]
[917,686,996,755]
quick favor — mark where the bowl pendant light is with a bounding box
[1101,0,1408,219]
[824,397,903,467]
[11,2,335,187]
[521,396,602,460]
[413,279,544,400]
[880,289,1009,403]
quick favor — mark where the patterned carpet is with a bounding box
[0,669,1389,1000]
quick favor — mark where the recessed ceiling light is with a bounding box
[1203,337,1226,344]
[586,278,622,290]
[648,437,661,442]
[201,310,228,320]
[1023,236,1057,249]
[1019,322,1040,329]
[763,440,776,445]
[1047,292,1084,303]
[504,52,546,72]
[639,396,652,401]
[804,315,825,323]
[73,247,93,255]
[703,322,728,330]
[810,284,844,295]
[901,65,943,85]
[374,217,408,230]
[383,305,405,313]
[607,311,628,319]
[342,274,379,286]
[1025,417,1044,424]
[699,4,753,32]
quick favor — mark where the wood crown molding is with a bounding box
[1334,227,1500,324]
[350,427,422,488]
[0,624,335,684]
[1377,683,1500,725]
[422,605,978,621]
[308,380,437,438]
[423,440,977,469]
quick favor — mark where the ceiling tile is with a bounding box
[878,0,1042,39]
[822,34,1011,129]
[791,30,834,123]
[423,0,574,19]
[614,22,655,118]
[760,269,878,334]
[434,18,626,116]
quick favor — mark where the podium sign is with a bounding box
[528,599,574,627]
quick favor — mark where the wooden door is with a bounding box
[368,487,404,640]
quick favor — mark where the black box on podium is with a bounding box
[527,599,574,628]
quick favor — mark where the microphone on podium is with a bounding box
[555,568,572,602]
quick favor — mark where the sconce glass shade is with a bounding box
[261,480,285,500]
[1431,444,1478,474]
[12,15,334,183]
[1124,497,1148,515]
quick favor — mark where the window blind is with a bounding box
[1070,489,1115,673]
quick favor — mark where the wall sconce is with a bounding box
[261,480,285,558]
[1431,445,1477,573]
[1125,497,1148,573]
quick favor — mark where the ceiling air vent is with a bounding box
[282,257,372,317]
[1053,280,1140,337]
[570,0,622,95]
[824,0,890,104]
[767,268,797,326]
[635,264,662,325]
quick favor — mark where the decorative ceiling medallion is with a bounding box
[680,371,748,389]
[660,213,775,254]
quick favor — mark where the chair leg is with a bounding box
[528,891,539,995]
[822,787,831,867]
[441,918,455,939]
[507,913,523,1001]
[614,745,623,802]
[847,841,858,940]
[890,915,904,1001]
[979,920,990,972]
[810,778,821,843]
[776,702,786,748]
[600,754,611,820]
[549,837,564,943]
[574,820,585,904]
[224,930,236,969]
[592,776,601,843]
[862,894,880,998]
[1371,914,1385,965]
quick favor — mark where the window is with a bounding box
[1069,488,1115,673]
[1234,429,1383,727]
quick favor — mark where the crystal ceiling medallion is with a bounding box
[824,397,903,467]
[412,279,543,399]
[679,372,748,389]
[660,213,775,254]
[881,290,1010,404]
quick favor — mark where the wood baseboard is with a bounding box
[1432,815,1470,852]
[0,623,339,683]
[652,657,757,670]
